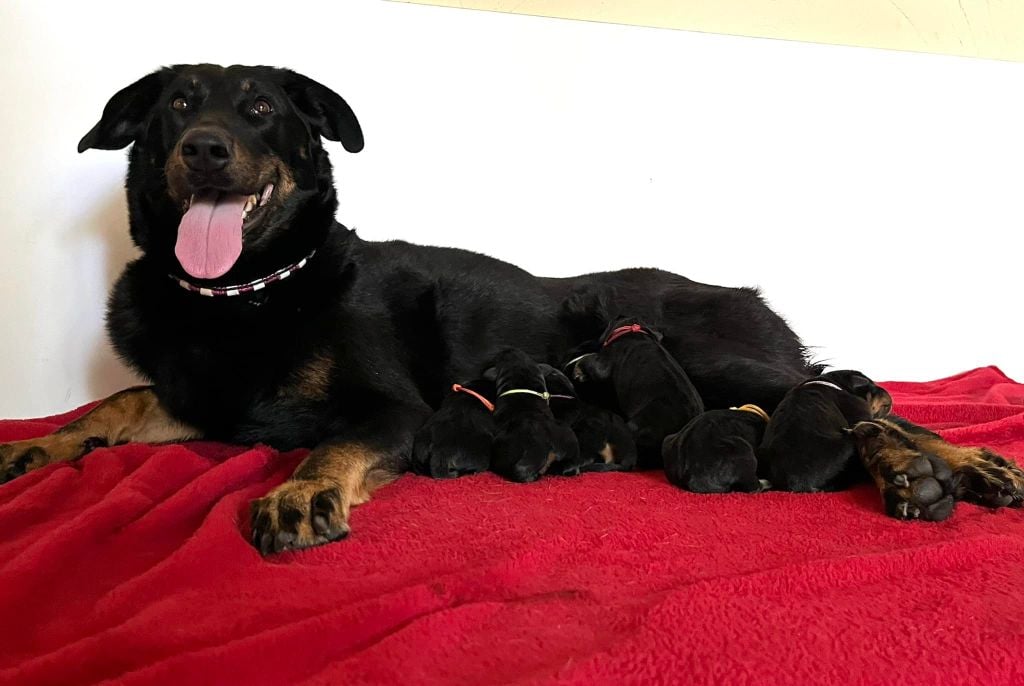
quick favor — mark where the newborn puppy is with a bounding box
[545,365,637,474]
[411,379,496,478]
[758,369,893,492]
[662,404,771,493]
[574,318,705,467]
[488,349,580,483]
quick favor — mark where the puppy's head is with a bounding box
[79,64,362,281]
[818,370,892,418]
[485,348,546,397]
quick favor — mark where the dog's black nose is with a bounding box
[180,129,232,172]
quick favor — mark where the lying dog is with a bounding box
[758,370,893,492]
[574,318,705,466]
[3,64,1023,553]
[411,379,496,478]
[488,349,580,483]
[545,366,637,473]
[662,405,770,493]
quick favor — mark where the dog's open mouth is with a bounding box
[174,183,275,279]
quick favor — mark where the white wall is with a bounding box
[0,0,1020,418]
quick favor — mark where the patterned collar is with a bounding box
[169,249,317,297]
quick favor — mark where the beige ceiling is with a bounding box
[393,0,1024,62]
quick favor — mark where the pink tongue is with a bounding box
[175,192,247,279]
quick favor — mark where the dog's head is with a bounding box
[79,64,362,281]
[483,348,547,398]
[817,370,893,418]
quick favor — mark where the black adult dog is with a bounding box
[2,64,1022,554]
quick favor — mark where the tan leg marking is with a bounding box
[0,387,198,483]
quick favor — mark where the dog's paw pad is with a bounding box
[883,454,956,522]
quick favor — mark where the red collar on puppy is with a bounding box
[452,383,495,412]
[603,323,649,347]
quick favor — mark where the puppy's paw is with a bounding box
[881,453,956,522]
[250,480,350,556]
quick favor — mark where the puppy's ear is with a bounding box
[283,71,364,152]
[481,366,498,382]
[78,69,172,153]
[575,354,612,384]
[846,372,879,399]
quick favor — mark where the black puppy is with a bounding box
[545,366,637,473]
[758,370,893,492]
[488,349,580,483]
[662,404,771,493]
[573,318,705,467]
[411,379,496,478]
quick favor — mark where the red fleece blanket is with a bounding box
[2,366,1024,685]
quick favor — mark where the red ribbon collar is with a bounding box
[603,323,650,347]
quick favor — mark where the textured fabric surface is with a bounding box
[2,366,1023,685]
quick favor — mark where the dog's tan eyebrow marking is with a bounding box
[241,80,252,92]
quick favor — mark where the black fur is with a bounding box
[488,349,580,483]
[758,370,893,492]
[662,409,768,493]
[573,318,705,467]
[411,379,496,478]
[544,366,637,473]
[76,64,818,487]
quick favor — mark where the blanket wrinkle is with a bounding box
[2,366,1024,685]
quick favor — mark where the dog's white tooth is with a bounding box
[259,183,274,207]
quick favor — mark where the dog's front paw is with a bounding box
[880,453,957,522]
[250,480,350,555]
[0,442,52,484]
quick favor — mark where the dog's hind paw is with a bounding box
[880,452,957,522]
[250,480,351,556]
[952,449,1024,509]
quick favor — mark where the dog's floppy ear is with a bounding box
[283,71,364,153]
[78,70,171,153]
[575,354,612,384]
[481,366,498,382]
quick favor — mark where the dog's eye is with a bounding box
[171,97,190,112]
[252,98,273,116]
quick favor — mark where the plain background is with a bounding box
[0,0,1021,418]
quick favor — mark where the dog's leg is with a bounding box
[880,417,1024,508]
[249,407,426,555]
[857,437,958,521]
[0,386,199,483]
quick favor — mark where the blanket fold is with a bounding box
[2,366,1023,685]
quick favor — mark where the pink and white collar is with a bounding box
[169,248,317,297]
